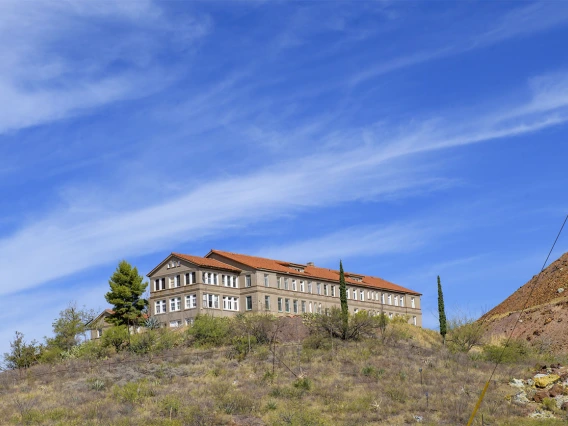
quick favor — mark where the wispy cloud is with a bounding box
[1,71,567,297]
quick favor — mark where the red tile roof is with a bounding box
[172,252,242,272]
[207,250,420,295]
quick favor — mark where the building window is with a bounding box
[400,296,404,307]
[346,288,350,299]
[170,320,182,328]
[277,277,282,289]
[185,318,194,326]
[203,272,208,284]
[354,308,358,314]
[381,293,385,304]
[175,275,181,287]
[316,283,321,295]
[309,302,313,313]
[394,296,398,306]
[278,297,283,312]
[318,303,322,314]
[284,278,289,290]
[246,296,253,311]
[185,272,196,285]
[332,286,336,297]
[223,275,237,287]
[245,275,252,287]
[185,294,197,309]
[301,300,306,313]
[223,296,239,311]
[285,298,290,313]
[307,281,312,293]
[360,290,364,301]
[413,316,417,325]
[155,300,166,314]
[213,273,218,285]
[96,329,103,338]
[353,290,358,301]
[324,284,328,296]
[265,295,270,310]
[170,297,181,311]
[292,280,297,291]
[203,294,219,309]
[388,294,392,305]
[154,278,166,291]
[389,312,393,318]
[293,300,298,314]
[411,297,415,308]
[264,274,269,287]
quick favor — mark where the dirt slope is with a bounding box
[481,252,568,352]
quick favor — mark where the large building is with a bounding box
[147,250,422,328]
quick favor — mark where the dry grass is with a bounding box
[1,323,567,425]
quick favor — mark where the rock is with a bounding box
[533,390,549,403]
[526,379,535,386]
[544,317,553,325]
[549,384,564,397]
[534,374,560,388]
[510,378,524,388]
[413,415,423,422]
[513,391,530,404]
[558,288,565,293]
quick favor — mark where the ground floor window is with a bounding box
[265,295,270,310]
[293,300,298,314]
[185,294,197,309]
[246,295,253,311]
[169,320,182,328]
[278,297,283,312]
[203,293,220,309]
[223,296,239,311]
[285,298,290,313]
[301,300,306,313]
[185,318,194,326]
[155,299,166,314]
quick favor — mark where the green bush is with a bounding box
[101,326,129,352]
[293,377,311,391]
[129,330,158,354]
[188,315,230,346]
[483,340,530,364]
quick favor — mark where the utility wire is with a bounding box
[467,214,568,426]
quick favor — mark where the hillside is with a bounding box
[1,320,566,426]
[480,252,568,352]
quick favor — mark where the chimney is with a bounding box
[307,262,314,267]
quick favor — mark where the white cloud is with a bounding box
[1,71,567,298]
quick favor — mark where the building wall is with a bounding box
[148,255,422,328]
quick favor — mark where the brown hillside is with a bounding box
[481,252,568,320]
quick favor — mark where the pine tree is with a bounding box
[339,260,349,340]
[437,275,447,344]
[105,260,148,330]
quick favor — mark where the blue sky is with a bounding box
[1,1,568,356]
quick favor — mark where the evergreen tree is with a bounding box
[105,260,148,329]
[339,260,349,340]
[437,275,447,344]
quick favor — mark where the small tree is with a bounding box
[339,260,349,340]
[3,331,41,371]
[105,260,148,330]
[437,275,447,344]
[47,303,97,352]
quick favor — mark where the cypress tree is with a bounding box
[437,275,447,344]
[339,260,349,340]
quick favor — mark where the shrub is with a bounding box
[101,326,129,352]
[542,397,557,412]
[483,340,530,364]
[446,316,486,353]
[129,330,158,354]
[160,395,181,418]
[293,377,311,391]
[188,315,230,346]
[75,339,112,360]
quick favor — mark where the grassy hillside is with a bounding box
[2,318,567,426]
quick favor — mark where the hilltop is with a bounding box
[480,252,568,352]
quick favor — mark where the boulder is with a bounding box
[510,378,524,388]
[549,384,564,397]
[533,390,549,403]
[513,391,529,404]
[534,374,560,388]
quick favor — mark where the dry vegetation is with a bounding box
[1,317,568,426]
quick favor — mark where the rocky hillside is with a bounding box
[480,252,568,352]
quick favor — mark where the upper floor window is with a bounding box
[185,272,196,285]
[411,297,415,308]
[394,295,398,306]
[155,300,166,314]
[246,295,253,310]
[264,274,269,287]
[400,296,404,307]
[171,275,180,288]
[277,277,282,289]
[245,275,252,287]
[307,282,312,293]
[222,274,237,288]
[170,297,181,311]
[346,288,350,299]
[388,295,392,305]
[284,278,289,290]
[300,281,305,292]
[381,293,385,304]
[316,283,321,295]
[331,286,336,297]
[292,280,297,291]
[154,278,166,291]
[360,290,364,301]
[353,290,358,300]
[324,284,328,296]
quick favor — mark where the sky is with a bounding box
[1,0,568,357]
